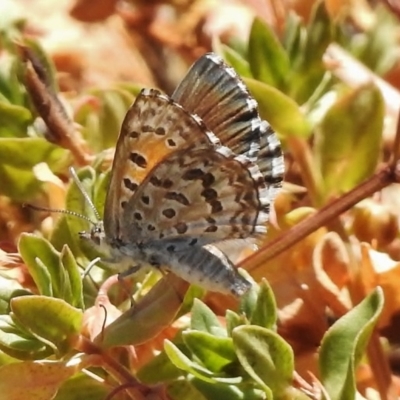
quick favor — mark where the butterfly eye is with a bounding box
[88,226,103,246]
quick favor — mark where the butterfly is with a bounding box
[80,53,284,297]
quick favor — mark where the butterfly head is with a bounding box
[79,221,106,247]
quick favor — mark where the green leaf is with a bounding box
[164,340,242,385]
[56,373,109,400]
[11,296,83,354]
[283,12,305,66]
[248,18,290,90]
[0,164,43,202]
[164,340,214,382]
[0,359,82,400]
[0,102,32,138]
[137,349,183,384]
[288,1,334,103]
[245,78,311,138]
[76,88,135,152]
[225,310,245,337]
[0,350,18,368]
[92,168,109,220]
[18,234,82,306]
[55,167,105,263]
[0,315,51,360]
[190,299,225,337]
[347,5,398,75]
[302,2,334,71]
[0,283,31,315]
[167,380,206,400]
[238,280,259,319]
[0,137,66,201]
[99,277,182,347]
[232,326,294,396]
[190,376,267,400]
[315,84,384,198]
[249,279,277,329]
[183,330,236,372]
[175,285,207,319]
[67,167,101,222]
[59,245,84,308]
[319,287,384,400]
[18,234,57,297]
[0,54,26,106]
[50,215,80,257]
[220,45,253,78]
[0,138,65,168]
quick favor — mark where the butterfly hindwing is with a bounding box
[119,145,270,245]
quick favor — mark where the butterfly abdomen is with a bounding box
[149,243,251,296]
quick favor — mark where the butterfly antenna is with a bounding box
[69,167,102,222]
[24,203,96,225]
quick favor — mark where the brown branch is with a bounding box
[18,42,92,166]
[242,164,397,273]
[390,108,400,169]
[76,337,146,400]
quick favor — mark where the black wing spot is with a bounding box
[175,222,188,234]
[142,125,153,133]
[150,176,162,187]
[202,172,215,187]
[162,178,173,189]
[165,192,190,206]
[167,138,177,147]
[201,188,218,201]
[162,208,176,219]
[129,152,147,168]
[211,200,223,213]
[123,178,138,192]
[155,127,166,136]
[141,195,150,205]
[182,168,204,180]
[133,212,143,220]
[129,131,140,138]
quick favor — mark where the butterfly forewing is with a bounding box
[104,88,220,239]
[257,124,285,201]
[172,53,284,202]
[172,53,262,162]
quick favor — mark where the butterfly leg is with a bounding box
[116,265,141,307]
[118,264,142,278]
